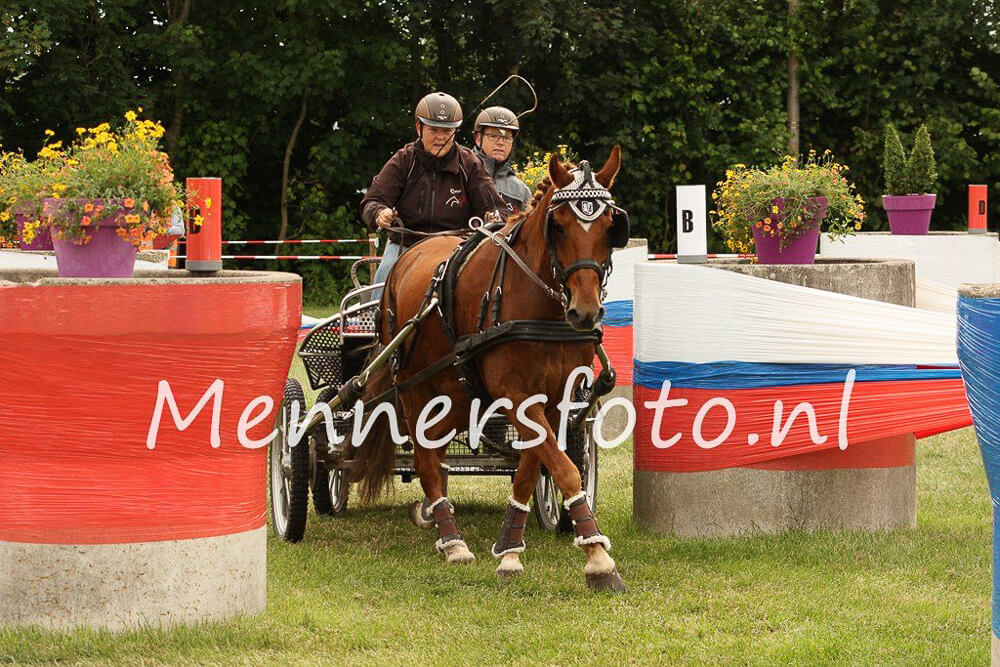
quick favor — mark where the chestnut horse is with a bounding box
[353,147,626,592]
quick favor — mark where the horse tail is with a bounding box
[350,346,400,505]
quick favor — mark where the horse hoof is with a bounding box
[409,501,434,529]
[586,568,626,593]
[495,554,524,578]
[495,563,523,578]
[443,543,476,564]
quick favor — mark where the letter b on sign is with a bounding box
[682,210,694,234]
[675,185,707,262]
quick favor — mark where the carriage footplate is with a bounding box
[429,497,469,553]
[491,497,529,558]
[565,492,611,552]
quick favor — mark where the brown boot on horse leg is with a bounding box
[410,452,449,530]
[492,447,542,577]
[413,445,474,564]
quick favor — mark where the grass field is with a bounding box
[1,338,993,664]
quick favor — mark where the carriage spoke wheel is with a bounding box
[311,387,351,517]
[269,378,311,542]
[532,418,599,533]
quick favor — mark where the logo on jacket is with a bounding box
[446,188,465,207]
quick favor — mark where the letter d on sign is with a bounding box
[676,185,707,263]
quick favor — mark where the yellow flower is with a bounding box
[204,197,212,209]
[44,129,54,136]
[76,127,85,135]
[771,206,779,214]
[125,214,140,224]
[125,110,137,122]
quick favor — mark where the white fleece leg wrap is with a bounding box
[428,496,451,512]
[508,496,531,513]
[490,543,526,558]
[435,537,469,554]
[563,491,586,510]
[574,533,612,552]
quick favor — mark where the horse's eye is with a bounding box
[553,224,565,237]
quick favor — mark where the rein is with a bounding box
[470,217,567,308]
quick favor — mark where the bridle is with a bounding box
[471,160,630,310]
[543,161,630,299]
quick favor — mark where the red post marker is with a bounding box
[969,184,988,234]
[186,177,223,272]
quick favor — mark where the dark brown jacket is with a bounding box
[360,141,506,245]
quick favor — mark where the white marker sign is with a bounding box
[676,185,707,263]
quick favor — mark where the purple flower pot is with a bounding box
[882,194,936,235]
[751,196,828,265]
[16,211,53,250]
[44,198,138,278]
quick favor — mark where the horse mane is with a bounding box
[508,158,575,225]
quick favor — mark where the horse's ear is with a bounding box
[548,152,573,188]
[596,145,622,189]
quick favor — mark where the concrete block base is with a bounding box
[0,526,266,631]
[598,386,634,444]
[634,465,916,538]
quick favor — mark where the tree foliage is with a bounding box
[3,0,1000,300]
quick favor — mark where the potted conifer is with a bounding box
[882,123,937,235]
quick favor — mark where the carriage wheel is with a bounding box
[532,423,599,532]
[314,464,350,516]
[311,387,351,517]
[269,378,311,542]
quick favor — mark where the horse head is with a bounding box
[543,145,628,331]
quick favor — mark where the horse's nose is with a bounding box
[567,305,604,332]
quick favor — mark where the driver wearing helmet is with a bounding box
[472,106,532,214]
[361,92,506,286]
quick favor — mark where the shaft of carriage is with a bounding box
[302,296,439,433]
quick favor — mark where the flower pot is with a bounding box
[44,198,138,278]
[882,194,936,235]
[751,196,829,265]
[14,204,54,250]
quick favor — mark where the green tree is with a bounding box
[902,124,937,195]
[883,124,906,195]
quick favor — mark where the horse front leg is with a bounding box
[492,448,540,578]
[413,445,474,564]
[516,403,625,592]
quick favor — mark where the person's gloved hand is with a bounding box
[376,207,398,229]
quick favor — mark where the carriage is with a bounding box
[268,259,601,543]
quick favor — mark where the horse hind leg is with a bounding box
[413,445,474,564]
[409,459,449,530]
